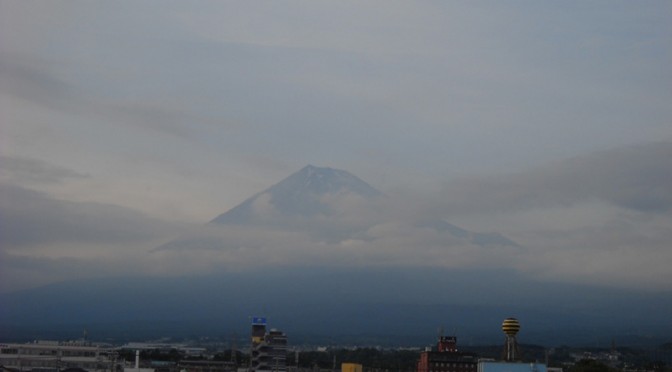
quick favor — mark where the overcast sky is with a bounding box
[1,1,671,293]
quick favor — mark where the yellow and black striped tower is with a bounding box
[501,317,520,361]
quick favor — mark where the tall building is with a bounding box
[417,336,477,372]
[251,317,267,347]
[249,317,287,372]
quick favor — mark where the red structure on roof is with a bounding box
[417,336,477,372]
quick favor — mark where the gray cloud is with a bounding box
[0,183,178,248]
[0,55,204,140]
[0,155,88,185]
[0,181,185,291]
[438,142,672,216]
[0,56,79,110]
[2,143,672,292]
[0,2,670,295]
[147,142,672,290]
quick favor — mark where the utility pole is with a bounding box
[295,350,299,372]
[231,333,238,366]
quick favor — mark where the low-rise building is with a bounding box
[0,341,119,372]
[417,336,477,372]
[477,361,547,372]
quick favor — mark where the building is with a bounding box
[177,360,236,372]
[478,361,547,372]
[249,318,287,372]
[341,363,362,372]
[417,336,477,372]
[0,340,119,372]
[122,350,154,372]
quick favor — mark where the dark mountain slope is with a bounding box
[1,267,670,346]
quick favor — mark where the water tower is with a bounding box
[501,317,520,361]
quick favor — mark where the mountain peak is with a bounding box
[284,165,382,198]
[158,165,519,251]
[211,165,382,224]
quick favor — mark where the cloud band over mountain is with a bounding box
[2,142,672,293]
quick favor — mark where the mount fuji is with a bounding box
[157,165,517,251]
[3,165,672,346]
[212,165,383,224]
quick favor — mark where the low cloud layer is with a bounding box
[1,184,178,250]
[2,143,672,293]
[0,161,185,291]
[431,142,672,289]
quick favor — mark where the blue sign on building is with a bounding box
[252,317,267,325]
